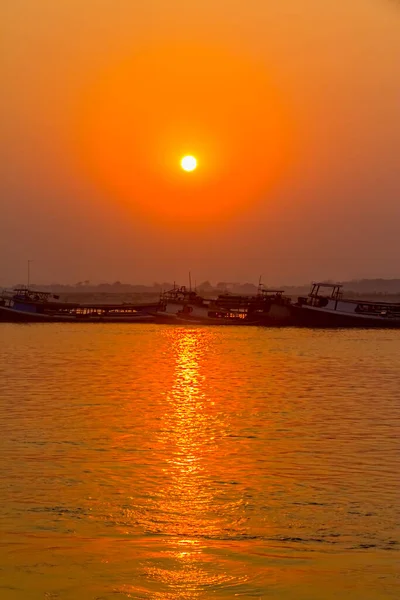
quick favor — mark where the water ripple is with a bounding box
[0,324,399,599]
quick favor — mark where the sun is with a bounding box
[180,155,197,172]
[79,42,293,226]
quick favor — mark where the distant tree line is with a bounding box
[3,278,400,297]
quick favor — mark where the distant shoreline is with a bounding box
[3,279,400,300]
[4,289,400,305]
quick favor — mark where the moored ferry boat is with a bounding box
[216,286,292,325]
[153,284,292,326]
[291,282,400,328]
[0,287,159,323]
[153,285,252,325]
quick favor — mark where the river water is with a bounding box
[0,324,399,599]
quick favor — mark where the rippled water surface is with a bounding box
[0,324,399,599]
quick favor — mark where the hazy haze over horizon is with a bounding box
[2,1,399,287]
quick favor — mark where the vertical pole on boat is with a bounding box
[189,271,192,292]
[27,260,32,288]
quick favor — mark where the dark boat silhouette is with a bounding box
[0,287,159,323]
[291,282,400,328]
[152,284,292,326]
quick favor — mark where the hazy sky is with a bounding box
[2,1,399,286]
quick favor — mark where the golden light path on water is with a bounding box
[142,329,239,598]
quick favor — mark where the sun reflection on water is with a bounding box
[159,329,220,533]
[144,328,244,597]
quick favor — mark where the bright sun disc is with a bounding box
[181,155,197,172]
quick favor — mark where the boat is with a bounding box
[152,285,251,325]
[215,285,292,325]
[173,303,260,326]
[152,284,292,326]
[291,282,400,328]
[0,287,159,323]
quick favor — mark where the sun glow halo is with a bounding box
[181,155,197,172]
[79,42,292,226]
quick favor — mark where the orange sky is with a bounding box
[1,1,400,285]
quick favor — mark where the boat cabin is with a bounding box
[298,283,343,308]
[1,287,55,302]
[0,287,60,313]
[160,285,207,309]
[297,282,400,319]
[216,288,288,312]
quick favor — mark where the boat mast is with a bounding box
[27,260,33,288]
